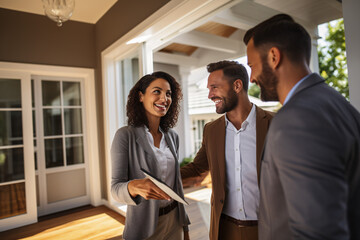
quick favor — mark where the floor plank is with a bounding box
[0,206,125,240]
[0,187,211,240]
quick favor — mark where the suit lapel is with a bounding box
[255,106,270,185]
[213,116,226,190]
[164,132,177,162]
[164,132,180,189]
[134,127,161,177]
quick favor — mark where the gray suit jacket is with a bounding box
[111,126,190,240]
[259,73,360,240]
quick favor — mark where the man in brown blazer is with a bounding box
[181,60,273,240]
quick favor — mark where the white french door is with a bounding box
[0,62,100,231]
[0,71,37,231]
[32,75,90,216]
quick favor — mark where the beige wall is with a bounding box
[0,0,171,200]
[0,8,96,68]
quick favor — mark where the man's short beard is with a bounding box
[216,87,238,114]
[258,59,279,101]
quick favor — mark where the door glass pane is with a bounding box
[34,139,37,170]
[31,80,35,108]
[0,182,26,219]
[64,109,82,134]
[0,111,23,146]
[32,110,36,137]
[66,137,84,165]
[43,109,62,136]
[45,138,64,168]
[42,81,60,106]
[63,82,81,106]
[0,148,24,183]
[0,79,21,108]
[0,77,27,219]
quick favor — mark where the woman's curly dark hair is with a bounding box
[126,71,182,132]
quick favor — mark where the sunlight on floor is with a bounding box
[185,187,211,231]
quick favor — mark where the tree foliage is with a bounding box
[248,83,260,98]
[318,18,349,99]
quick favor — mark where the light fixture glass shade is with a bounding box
[42,0,75,27]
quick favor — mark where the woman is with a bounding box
[111,71,190,240]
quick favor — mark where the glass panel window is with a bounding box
[0,111,23,146]
[42,81,60,106]
[66,137,84,165]
[32,110,36,137]
[0,148,24,183]
[34,139,37,170]
[0,79,21,108]
[64,109,82,135]
[34,152,38,171]
[43,109,62,136]
[31,80,35,108]
[63,82,81,106]
[0,182,26,219]
[45,138,64,168]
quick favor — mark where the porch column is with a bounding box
[343,0,360,111]
[140,42,154,75]
[308,27,320,74]
[175,66,192,163]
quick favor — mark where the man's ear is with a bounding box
[268,47,281,69]
[233,79,243,93]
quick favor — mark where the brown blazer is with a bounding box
[181,105,273,240]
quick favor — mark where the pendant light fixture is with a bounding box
[42,0,75,27]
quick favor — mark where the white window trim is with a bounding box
[0,62,102,213]
[101,0,238,214]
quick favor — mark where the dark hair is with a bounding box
[126,71,182,132]
[243,14,311,65]
[207,60,249,91]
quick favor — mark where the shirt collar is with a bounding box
[144,126,165,149]
[225,104,256,131]
[283,74,311,105]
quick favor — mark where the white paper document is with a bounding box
[141,168,189,205]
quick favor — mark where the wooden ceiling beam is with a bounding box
[211,9,259,30]
[172,30,240,53]
[153,52,198,67]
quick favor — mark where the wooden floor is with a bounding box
[0,205,126,240]
[0,189,210,240]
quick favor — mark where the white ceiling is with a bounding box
[0,0,118,24]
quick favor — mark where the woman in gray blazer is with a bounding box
[111,71,190,240]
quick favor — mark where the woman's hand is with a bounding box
[128,178,171,200]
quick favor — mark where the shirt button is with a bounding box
[236,168,240,171]
[237,188,240,191]
[239,209,243,212]
[236,148,238,151]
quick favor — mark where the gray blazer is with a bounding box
[111,126,190,240]
[259,73,360,240]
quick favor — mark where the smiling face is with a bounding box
[139,78,172,120]
[247,38,279,101]
[207,69,238,114]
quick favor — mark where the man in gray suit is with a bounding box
[243,14,360,240]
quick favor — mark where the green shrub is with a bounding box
[180,156,194,167]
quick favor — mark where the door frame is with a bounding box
[0,62,101,231]
[101,0,238,214]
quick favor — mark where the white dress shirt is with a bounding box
[222,104,259,220]
[145,127,176,207]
